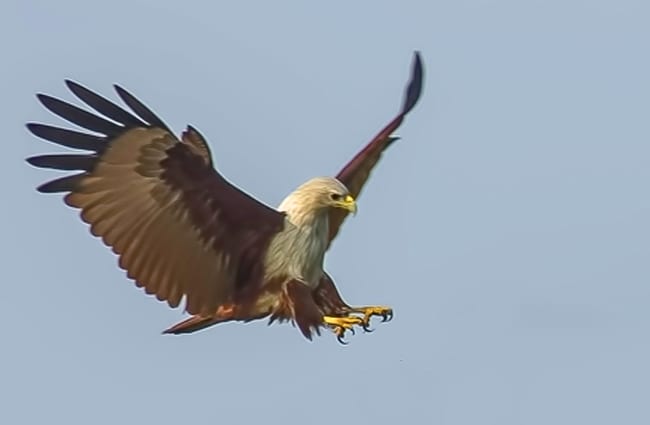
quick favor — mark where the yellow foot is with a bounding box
[351,306,394,331]
[323,315,364,344]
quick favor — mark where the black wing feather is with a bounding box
[402,51,424,114]
[26,123,105,152]
[35,174,85,193]
[113,85,171,132]
[26,154,95,171]
[65,80,146,128]
[37,94,123,136]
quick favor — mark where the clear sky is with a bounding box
[2,0,649,423]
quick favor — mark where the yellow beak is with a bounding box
[339,194,357,215]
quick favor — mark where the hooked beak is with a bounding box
[338,194,357,215]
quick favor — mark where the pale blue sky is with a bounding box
[2,0,649,424]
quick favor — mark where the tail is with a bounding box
[162,315,230,335]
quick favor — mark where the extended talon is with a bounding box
[354,306,394,326]
[335,328,348,345]
[382,309,394,322]
[323,315,364,344]
[361,322,374,333]
[359,317,374,333]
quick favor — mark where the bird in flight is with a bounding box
[26,52,424,343]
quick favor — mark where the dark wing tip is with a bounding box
[64,79,82,92]
[25,122,39,133]
[35,93,54,107]
[25,122,41,138]
[112,83,129,100]
[34,93,66,118]
[25,122,105,152]
[25,156,41,167]
[112,84,171,131]
[63,79,98,105]
[32,173,84,193]
[401,51,425,114]
[385,136,401,147]
[25,154,94,171]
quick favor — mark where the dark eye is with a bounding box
[330,193,343,201]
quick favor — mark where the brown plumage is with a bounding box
[25,52,424,343]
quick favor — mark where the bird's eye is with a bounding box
[330,193,343,201]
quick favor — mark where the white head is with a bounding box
[278,177,356,225]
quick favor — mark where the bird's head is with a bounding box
[302,177,357,214]
[278,177,357,222]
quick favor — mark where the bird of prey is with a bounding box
[26,52,424,343]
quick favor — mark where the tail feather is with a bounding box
[162,315,228,335]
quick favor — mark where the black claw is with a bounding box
[382,311,394,322]
[337,334,348,345]
[362,322,374,333]
[349,327,356,336]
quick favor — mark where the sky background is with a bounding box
[1,0,649,423]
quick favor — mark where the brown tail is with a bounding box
[162,315,230,335]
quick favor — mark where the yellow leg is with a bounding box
[323,315,364,344]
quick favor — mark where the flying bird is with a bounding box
[26,52,424,343]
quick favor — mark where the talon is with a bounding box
[352,306,394,326]
[323,315,364,344]
[333,324,351,344]
[362,323,374,333]
[360,316,374,332]
[379,308,394,322]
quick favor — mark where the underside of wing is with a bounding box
[328,51,425,246]
[26,81,287,316]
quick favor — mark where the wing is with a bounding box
[327,51,424,245]
[26,80,287,316]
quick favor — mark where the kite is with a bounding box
[26,52,424,343]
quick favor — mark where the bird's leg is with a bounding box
[322,315,364,344]
[348,305,394,331]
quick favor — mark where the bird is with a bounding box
[25,52,424,344]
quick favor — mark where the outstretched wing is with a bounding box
[328,51,424,246]
[26,81,286,316]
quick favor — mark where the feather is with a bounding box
[26,154,95,171]
[26,123,105,152]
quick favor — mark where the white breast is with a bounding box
[263,212,329,288]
